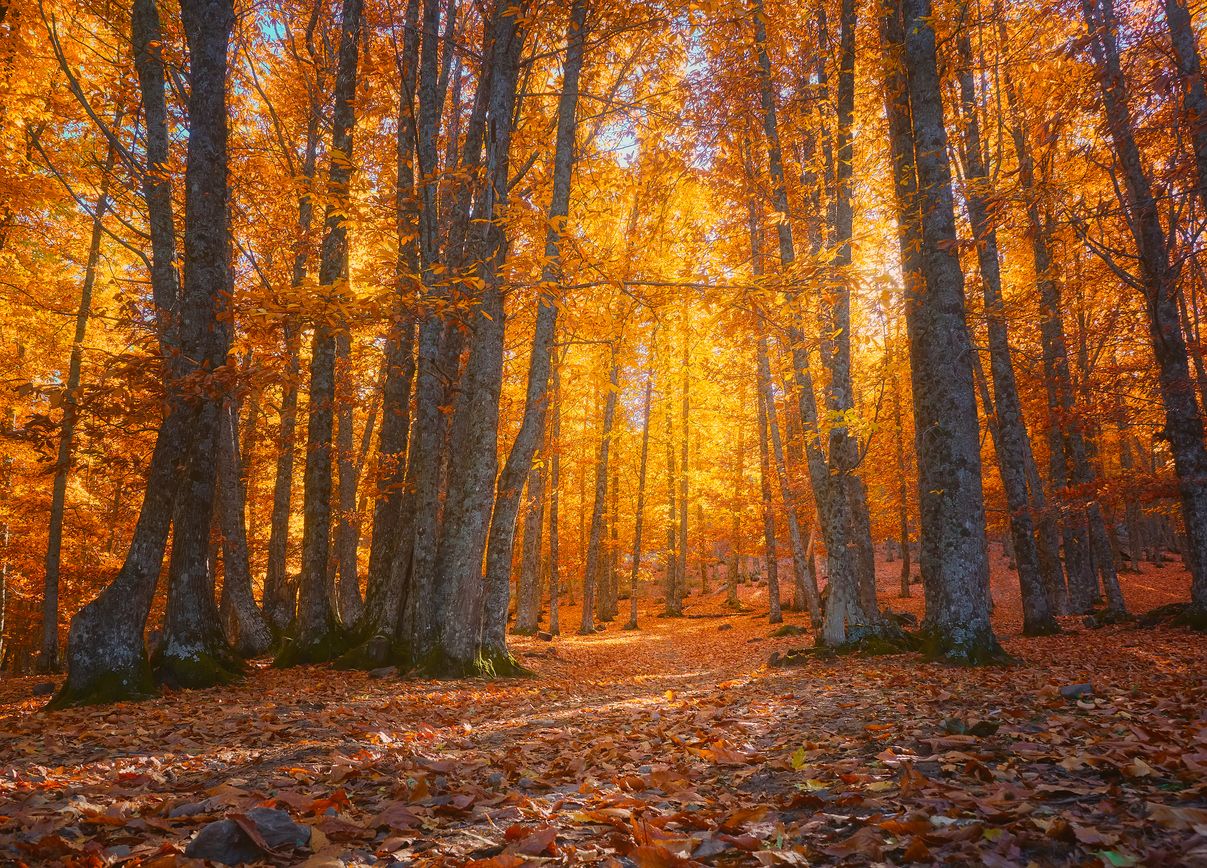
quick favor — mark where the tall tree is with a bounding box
[888,0,1001,661]
[279,0,364,666]
[951,11,1058,635]
[1081,0,1207,624]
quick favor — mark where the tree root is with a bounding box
[1137,602,1207,631]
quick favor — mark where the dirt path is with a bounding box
[1,562,1204,865]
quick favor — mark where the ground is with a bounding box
[1,554,1204,866]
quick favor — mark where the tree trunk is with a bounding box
[626,374,653,629]
[580,343,619,634]
[429,0,528,674]
[1165,0,1207,206]
[52,0,185,707]
[333,333,363,625]
[663,363,681,616]
[756,371,782,625]
[153,0,242,689]
[358,0,420,654]
[513,451,548,634]
[750,0,872,645]
[952,19,1057,636]
[482,0,587,654]
[40,137,116,673]
[1082,0,1207,622]
[889,0,1000,661]
[280,0,363,666]
[217,400,273,657]
[549,354,562,636]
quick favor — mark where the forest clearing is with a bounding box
[4,0,1207,862]
[1,559,1204,865]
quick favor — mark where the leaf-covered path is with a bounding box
[1,561,1204,866]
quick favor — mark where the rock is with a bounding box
[968,719,1000,737]
[718,623,733,632]
[169,798,220,818]
[537,631,553,641]
[32,682,55,696]
[594,624,606,633]
[184,807,310,865]
[942,717,967,735]
[368,666,396,680]
[1060,682,1093,700]
[768,652,781,666]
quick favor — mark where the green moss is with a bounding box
[273,624,352,668]
[45,661,159,710]
[916,628,1013,666]
[333,634,410,671]
[413,646,535,679]
[153,648,244,690]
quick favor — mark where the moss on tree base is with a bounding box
[46,662,158,710]
[153,647,244,690]
[333,633,409,671]
[274,625,352,668]
[916,627,1013,666]
[413,646,535,679]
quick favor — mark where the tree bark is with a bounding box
[429,0,529,674]
[890,0,1000,661]
[756,368,782,625]
[217,400,273,656]
[280,0,363,666]
[153,0,241,689]
[482,0,587,653]
[1082,0,1207,621]
[53,0,186,707]
[952,19,1057,636]
[40,136,116,673]
[359,0,420,652]
[581,343,619,634]
[626,373,653,629]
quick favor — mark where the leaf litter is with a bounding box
[0,561,1204,866]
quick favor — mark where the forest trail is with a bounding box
[1,559,1204,866]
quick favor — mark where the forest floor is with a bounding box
[1,555,1204,867]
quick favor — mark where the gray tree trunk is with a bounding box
[53,0,187,707]
[217,400,273,656]
[482,0,588,655]
[626,374,653,629]
[430,0,529,673]
[40,137,116,673]
[891,0,999,661]
[281,0,363,666]
[952,20,1057,635]
[756,369,782,624]
[154,0,242,688]
[1082,0,1207,621]
[581,343,619,634]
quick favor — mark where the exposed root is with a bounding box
[1137,602,1207,631]
[412,646,536,680]
[274,625,352,668]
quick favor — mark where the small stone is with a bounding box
[169,798,218,818]
[943,718,967,735]
[968,719,1000,737]
[718,623,733,632]
[368,666,396,680]
[537,631,553,641]
[184,807,310,865]
[1059,682,1094,700]
[768,651,782,666]
[32,682,55,696]
[594,624,606,633]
